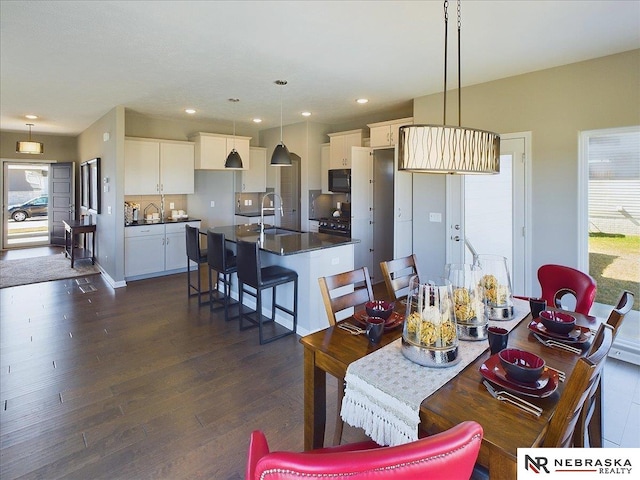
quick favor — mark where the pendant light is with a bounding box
[225,98,243,169]
[16,123,44,154]
[398,0,499,174]
[270,80,292,166]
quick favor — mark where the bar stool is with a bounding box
[207,231,238,321]
[185,225,208,305]
[236,240,298,344]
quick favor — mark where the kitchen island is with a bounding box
[209,224,359,336]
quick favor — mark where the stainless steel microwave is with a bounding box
[328,169,351,193]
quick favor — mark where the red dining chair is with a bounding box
[246,421,483,480]
[537,264,597,315]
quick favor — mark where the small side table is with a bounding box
[63,219,96,268]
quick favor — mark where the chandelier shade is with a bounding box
[398,0,499,174]
[271,80,291,166]
[270,142,291,166]
[225,148,243,168]
[16,124,44,154]
[398,124,500,174]
[225,99,243,168]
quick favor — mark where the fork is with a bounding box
[533,333,582,354]
[483,381,543,417]
[545,365,566,382]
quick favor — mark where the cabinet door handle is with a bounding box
[166,237,169,244]
[390,132,394,143]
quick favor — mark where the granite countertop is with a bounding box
[235,211,263,217]
[125,218,201,226]
[209,224,359,256]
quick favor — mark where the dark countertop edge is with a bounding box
[235,212,275,217]
[125,219,201,227]
[209,225,359,256]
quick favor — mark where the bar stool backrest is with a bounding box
[185,225,202,262]
[236,240,261,287]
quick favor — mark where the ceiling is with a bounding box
[1,0,639,136]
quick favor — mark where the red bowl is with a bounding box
[498,348,545,383]
[539,310,576,335]
[365,300,395,320]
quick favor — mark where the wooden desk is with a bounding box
[300,311,600,479]
[63,219,96,268]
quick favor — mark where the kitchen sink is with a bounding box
[255,227,300,237]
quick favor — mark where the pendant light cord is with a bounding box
[457,0,462,127]
[443,1,448,125]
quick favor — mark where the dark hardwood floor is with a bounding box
[0,264,365,479]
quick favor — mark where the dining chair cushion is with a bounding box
[247,421,483,480]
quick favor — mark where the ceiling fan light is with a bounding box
[225,148,243,168]
[270,142,292,166]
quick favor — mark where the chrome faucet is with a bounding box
[260,192,284,233]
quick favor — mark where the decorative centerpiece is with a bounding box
[401,276,459,367]
[445,263,487,341]
[476,255,514,320]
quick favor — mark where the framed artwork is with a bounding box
[80,157,100,214]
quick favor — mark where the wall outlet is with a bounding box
[170,202,175,209]
[429,212,442,223]
[107,206,112,215]
[244,199,250,206]
[210,201,215,207]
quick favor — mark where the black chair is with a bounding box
[236,240,298,344]
[207,231,238,321]
[185,225,208,305]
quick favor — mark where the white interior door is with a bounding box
[446,133,531,295]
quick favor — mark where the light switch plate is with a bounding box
[429,212,442,222]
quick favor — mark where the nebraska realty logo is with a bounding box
[518,448,636,478]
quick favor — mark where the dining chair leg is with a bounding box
[588,383,603,447]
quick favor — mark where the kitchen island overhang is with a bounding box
[209,224,359,336]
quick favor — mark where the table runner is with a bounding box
[340,298,530,446]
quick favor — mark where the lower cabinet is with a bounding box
[125,221,200,278]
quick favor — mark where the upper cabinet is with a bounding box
[328,129,363,168]
[189,132,251,170]
[236,147,267,193]
[124,137,194,195]
[368,117,413,148]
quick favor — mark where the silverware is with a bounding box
[483,380,543,417]
[533,333,582,354]
[337,323,365,335]
[545,365,566,382]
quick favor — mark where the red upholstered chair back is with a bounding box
[537,264,597,315]
[246,421,483,480]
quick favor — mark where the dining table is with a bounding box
[299,302,602,480]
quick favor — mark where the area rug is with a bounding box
[0,253,100,289]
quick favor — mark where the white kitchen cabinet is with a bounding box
[368,117,413,148]
[124,138,194,195]
[190,132,251,170]
[328,130,362,169]
[320,143,331,194]
[124,224,166,276]
[125,221,200,278]
[236,147,266,192]
[308,220,319,233]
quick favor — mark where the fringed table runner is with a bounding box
[340,298,530,446]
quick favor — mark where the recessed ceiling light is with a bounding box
[25,114,38,119]
[356,98,369,104]
[185,108,196,114]
[252,118,263,123]
[301,111,311,117]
